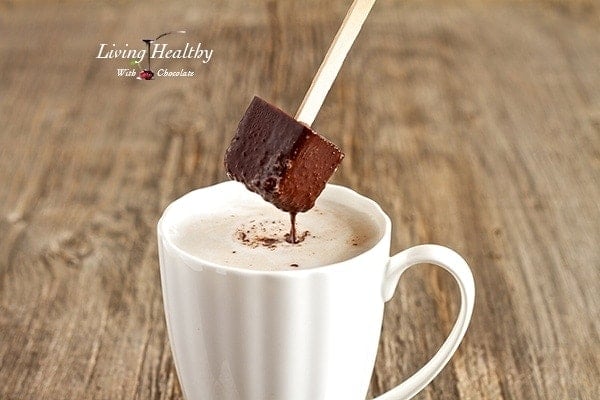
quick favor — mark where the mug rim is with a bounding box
[157,181,392,276]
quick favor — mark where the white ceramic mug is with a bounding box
[157,182,475,400]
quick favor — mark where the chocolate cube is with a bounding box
[224,96,344,213]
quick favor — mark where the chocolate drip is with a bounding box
[287,212,298,244]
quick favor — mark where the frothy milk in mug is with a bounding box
[169,193,381,271]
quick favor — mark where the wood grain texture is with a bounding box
[0,0,598,399]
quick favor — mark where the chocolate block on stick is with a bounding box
[225,96,344,213]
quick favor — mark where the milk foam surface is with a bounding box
[169,194,381,271]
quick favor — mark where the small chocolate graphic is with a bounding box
[137,31,186,80]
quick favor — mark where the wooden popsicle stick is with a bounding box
[295,0,377,126]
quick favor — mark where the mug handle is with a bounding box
[374,244,475,400]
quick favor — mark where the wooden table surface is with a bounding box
[1,1,598,399]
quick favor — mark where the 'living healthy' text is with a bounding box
[97,42,213,64]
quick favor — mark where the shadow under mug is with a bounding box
[157,182,475,400]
